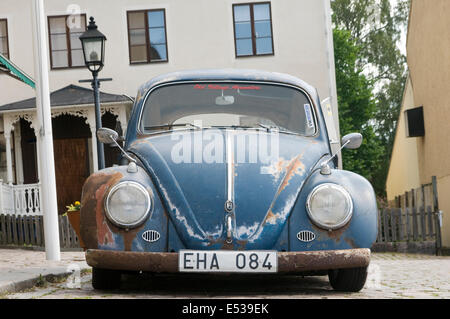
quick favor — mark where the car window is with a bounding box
[140,82,316,135]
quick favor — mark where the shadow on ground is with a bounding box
[103,273,334,297]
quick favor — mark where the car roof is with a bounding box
[137,69,318,99]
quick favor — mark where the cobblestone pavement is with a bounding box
[3,253,450,299]
[0,249,86,269]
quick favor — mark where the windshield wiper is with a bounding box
[144,123,202,130]
[257,123,274,131]
[210,125,255,129]
[257,123,295,134]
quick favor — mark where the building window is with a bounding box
[48,15,86,69]
[233,2,274,57]
[0,19,9,59]
[127,9,168,64]
[405,106,425,137]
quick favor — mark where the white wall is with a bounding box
[0,0,338,128]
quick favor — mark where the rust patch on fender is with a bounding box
[262,158,291,180]
[344,237,359,249]
[260,154,305,227]
[81,172,123,249]
[105,219,145,252]
[278,154,305,193]
[312,222,351,243]
[264,210,277,225]
[95,183,114,247]
[82,171,148,251]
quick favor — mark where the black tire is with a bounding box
[92,268,121,290]
[328,266,368,292]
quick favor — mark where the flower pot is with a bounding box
[67,210,86,250]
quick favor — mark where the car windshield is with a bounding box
[140,82,316,135]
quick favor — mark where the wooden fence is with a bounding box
[0,214,81,249]
[375,176,443,255]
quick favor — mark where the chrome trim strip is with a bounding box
[226,130,234,243]
[226,214,233,243]
[226,130,234,203]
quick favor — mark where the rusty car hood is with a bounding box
[129,129,328,249]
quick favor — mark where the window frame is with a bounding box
[126,9,169,65]
[137,80,319,138]
[0,18,10,59]
[405,106,425,138]
[232,2,275,58]
[47,14,87,70]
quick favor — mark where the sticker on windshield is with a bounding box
[304,104,314,128]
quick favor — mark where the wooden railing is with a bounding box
[0,182,80,249]
[0,182,42,216]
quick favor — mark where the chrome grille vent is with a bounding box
[142,230,161,243]
[297,230,316,242]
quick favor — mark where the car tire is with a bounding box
[328,266,368,292]
[92,268,121,290]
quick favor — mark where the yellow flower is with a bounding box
[74,201,81,206]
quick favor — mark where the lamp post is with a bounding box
[79,17,107,170]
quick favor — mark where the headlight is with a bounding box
[306,183,353,230]
[105,181,152,228]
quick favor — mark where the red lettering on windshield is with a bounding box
[193,84,261,90]
[231,85,261,90]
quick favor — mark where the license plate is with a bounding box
[179,250,278,273]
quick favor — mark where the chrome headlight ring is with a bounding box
[104,181,152,229]
[306,183,353,230]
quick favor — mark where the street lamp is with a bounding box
[80,16,107,170]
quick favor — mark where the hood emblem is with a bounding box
[225,200,234,212]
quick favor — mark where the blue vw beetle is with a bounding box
[80,69,378,292]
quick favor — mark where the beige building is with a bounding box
[386,0,450,249]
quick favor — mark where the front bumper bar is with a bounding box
[85,248,370,273]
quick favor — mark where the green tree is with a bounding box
[334,28,383,184]
[331,0,410,195]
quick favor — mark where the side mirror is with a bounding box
[96,127,137,164]
[97,127,119,144]
[342,133,363,150]
[320,132,363,175]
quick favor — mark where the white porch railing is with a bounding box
[0,182,42,216]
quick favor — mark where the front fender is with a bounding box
[80,166,168,252]
[289,169,378,251]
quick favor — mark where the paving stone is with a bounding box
[2,251,449,299]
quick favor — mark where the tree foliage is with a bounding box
[331,0,410,195]
[334,29,383,183]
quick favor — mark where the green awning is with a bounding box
[0,53,35,89]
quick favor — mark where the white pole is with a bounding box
[31,0,60,261]
[4,131,13,185]
[323,0,342,168]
